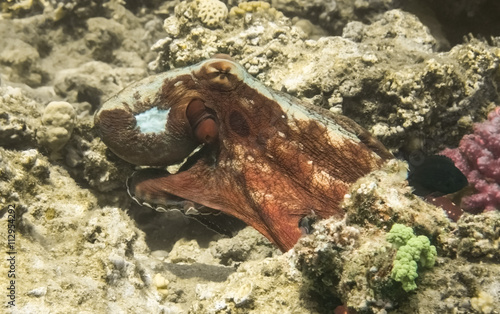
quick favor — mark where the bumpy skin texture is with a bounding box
[94,55,392,251]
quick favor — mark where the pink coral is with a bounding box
[441,107,500,213]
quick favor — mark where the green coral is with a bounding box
[386,223,414,247]
[386,224,437,292]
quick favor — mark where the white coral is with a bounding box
[37,101,76,152]
[195,0,228,28]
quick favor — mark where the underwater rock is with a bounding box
[272,0,399,36]
[0,38,41,86]
[0,147,166,312]
[1,1,499,313]
[37,101,76,154]
[344,159,451,237]
[0,86,41,148]
[292,160,500,313]
[84,17,126,62]
[53,61,141,110]
[210,227,277,266]
[440,211,500,262]
[151,4,500,154]
[81,137,133,192]
[190,256,314,313]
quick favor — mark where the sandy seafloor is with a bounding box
[0,0,499,313]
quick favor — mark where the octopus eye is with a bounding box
[195,58,245,91]
[186,99,218,144]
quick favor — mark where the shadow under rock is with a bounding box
[162,262,235,282]
[127,202,246,252]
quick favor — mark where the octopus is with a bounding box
[94,54,393,252]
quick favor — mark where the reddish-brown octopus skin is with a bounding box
[94,55,393,252]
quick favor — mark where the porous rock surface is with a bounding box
[152,3,500,155]
[1,0,499,313]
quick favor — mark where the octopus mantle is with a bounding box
[94,55,392,251]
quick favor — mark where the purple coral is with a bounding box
[440,107,500,213]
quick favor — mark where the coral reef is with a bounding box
[441,107,500,213]
[0,86,41,148]
[1,0,499,313]
[150,2,500,155]
[293,160,500,313]
[292,161,435,312]
[194,0,228,28]
[440,210,500,262]
[0,147,164,312]
[344,160,450,237]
